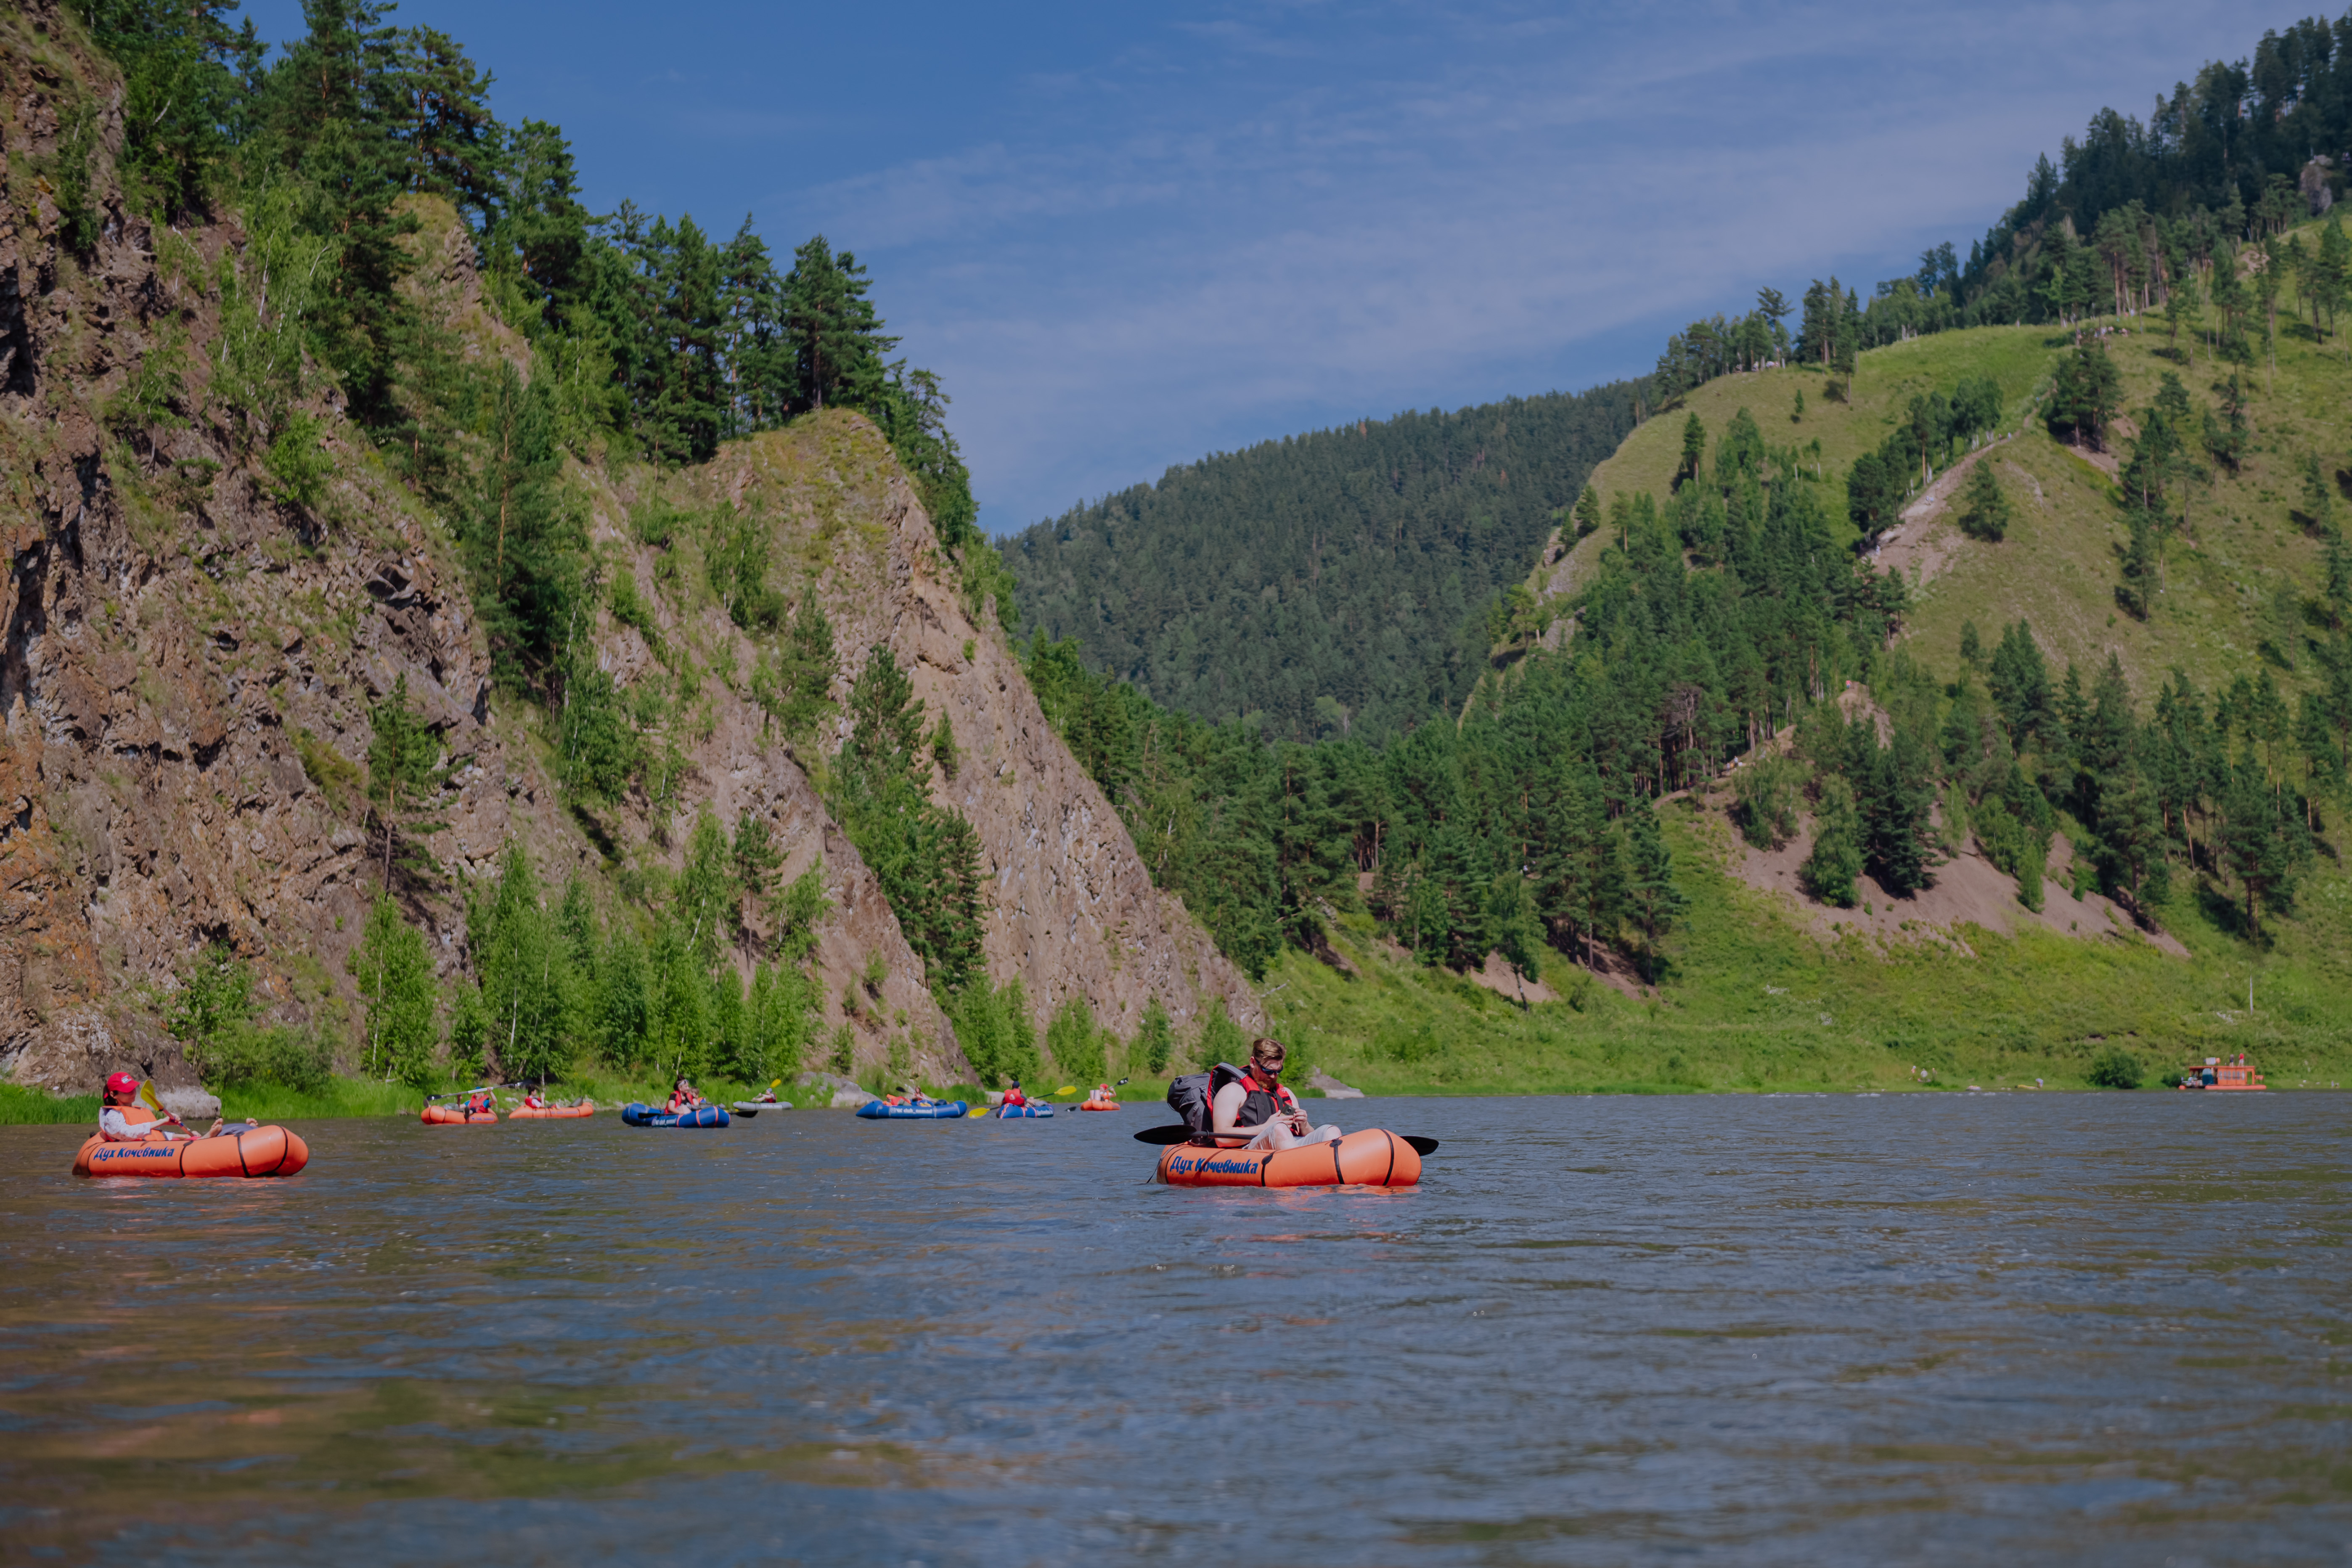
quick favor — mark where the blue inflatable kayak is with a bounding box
[855,1100,969,1120]
[621,1103,730,1128]
[991,1102,1054,1118]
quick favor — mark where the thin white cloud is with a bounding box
[825,0,2287,526]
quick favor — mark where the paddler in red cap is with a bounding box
[98,1073,225,1142]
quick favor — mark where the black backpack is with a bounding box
[1166,1063,1250,1134]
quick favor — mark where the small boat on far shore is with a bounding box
[2178,1054,2266,1090]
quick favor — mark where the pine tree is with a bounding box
[1956,461,2010,541]
[1619,801,1688,949]
[1679,413,1706,488]
[1571,484,1602,539]
[1482,872,1544,1004]
[1801,775,1863,907]
[783,236,896,413]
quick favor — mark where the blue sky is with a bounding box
[249,1,2298,532]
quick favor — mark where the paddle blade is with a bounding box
[1133,1124,1197,1145]
[1402,1136,1439,1156]
[138,1080,165,1114]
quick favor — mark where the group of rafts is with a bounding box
[74,1070,1425,1189]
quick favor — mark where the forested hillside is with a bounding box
[1004,389,1639,742]
[995,8,2352,1090]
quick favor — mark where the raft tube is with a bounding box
[730,1100,782,1115]
[75,1126,310,1180]
[421,1104,499,1124]
[1077,1100,1120,1111]
[1155,1128,1421,1189]
[856,1099,968,1119]
[992,1102,1054,1118]
[620,1103,730,1128]
[508,1101,595,1120]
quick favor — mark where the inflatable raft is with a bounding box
[1155,1128,1421,1189]
[421,1104,498,1124]
[991,1102,1053,1118]
[856,1099,968,1119]
[508,1101,595,1120]
[1077,1100,1120,1112]
[621,1103,729,1128]
[75,1124,310,1180]
[730,1100,782,1115]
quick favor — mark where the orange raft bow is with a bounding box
[421,1104,498,1125]
[508,1100,596,1120]
[1155,1127,1420,1189]
[75,1123,310,1179]
[1077,1098,1120,1111]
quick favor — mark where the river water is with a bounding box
[1,1094,2343,1564]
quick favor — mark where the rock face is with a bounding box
[0,3,1254,1097]
[665,426,1261,1047]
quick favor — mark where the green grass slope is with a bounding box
[1542,227,2344,702]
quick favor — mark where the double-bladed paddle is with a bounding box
[1131,1124,1438,1156]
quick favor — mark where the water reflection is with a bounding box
[2,1095,2345,1563]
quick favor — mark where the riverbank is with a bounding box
[5,1065,2332,1126]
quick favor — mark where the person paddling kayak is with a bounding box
[666,1076,704,1115]
[1000,1079,1028,1109]
[1211,1039,1338,1151]
[99,1073,224,1142]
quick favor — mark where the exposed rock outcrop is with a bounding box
[662,426,1261,1045]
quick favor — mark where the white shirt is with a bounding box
[99,1107,180,1141]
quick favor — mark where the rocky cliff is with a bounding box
[659,426,1258,1043]
[0,6,1253,1097]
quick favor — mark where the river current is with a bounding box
[1,1094,2343,1564]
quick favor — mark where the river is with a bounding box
[1,1094,2343,1563]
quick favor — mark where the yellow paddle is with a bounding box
[136,1079,189,1130]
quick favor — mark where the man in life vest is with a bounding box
[519,1088,548,1111]
[1085,1082,1115,1106]
[98,1073,224,1142]
[1210,1038,1338,1150]
[1000,1079,1028,1109]
[666,1076,703,1115]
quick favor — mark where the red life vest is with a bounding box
[1002,1088,1026,1106]
[1226,1073,1299,1131]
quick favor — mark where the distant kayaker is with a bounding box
[519,1089,548,1111]
[1001,1079,1028,1108]
[465,1089,496,1118]
[1211,1039,1338,1151]
[667,1077,703,1114]
[98,1073,223,1142]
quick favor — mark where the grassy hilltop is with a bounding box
[1555,307,2334,702]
